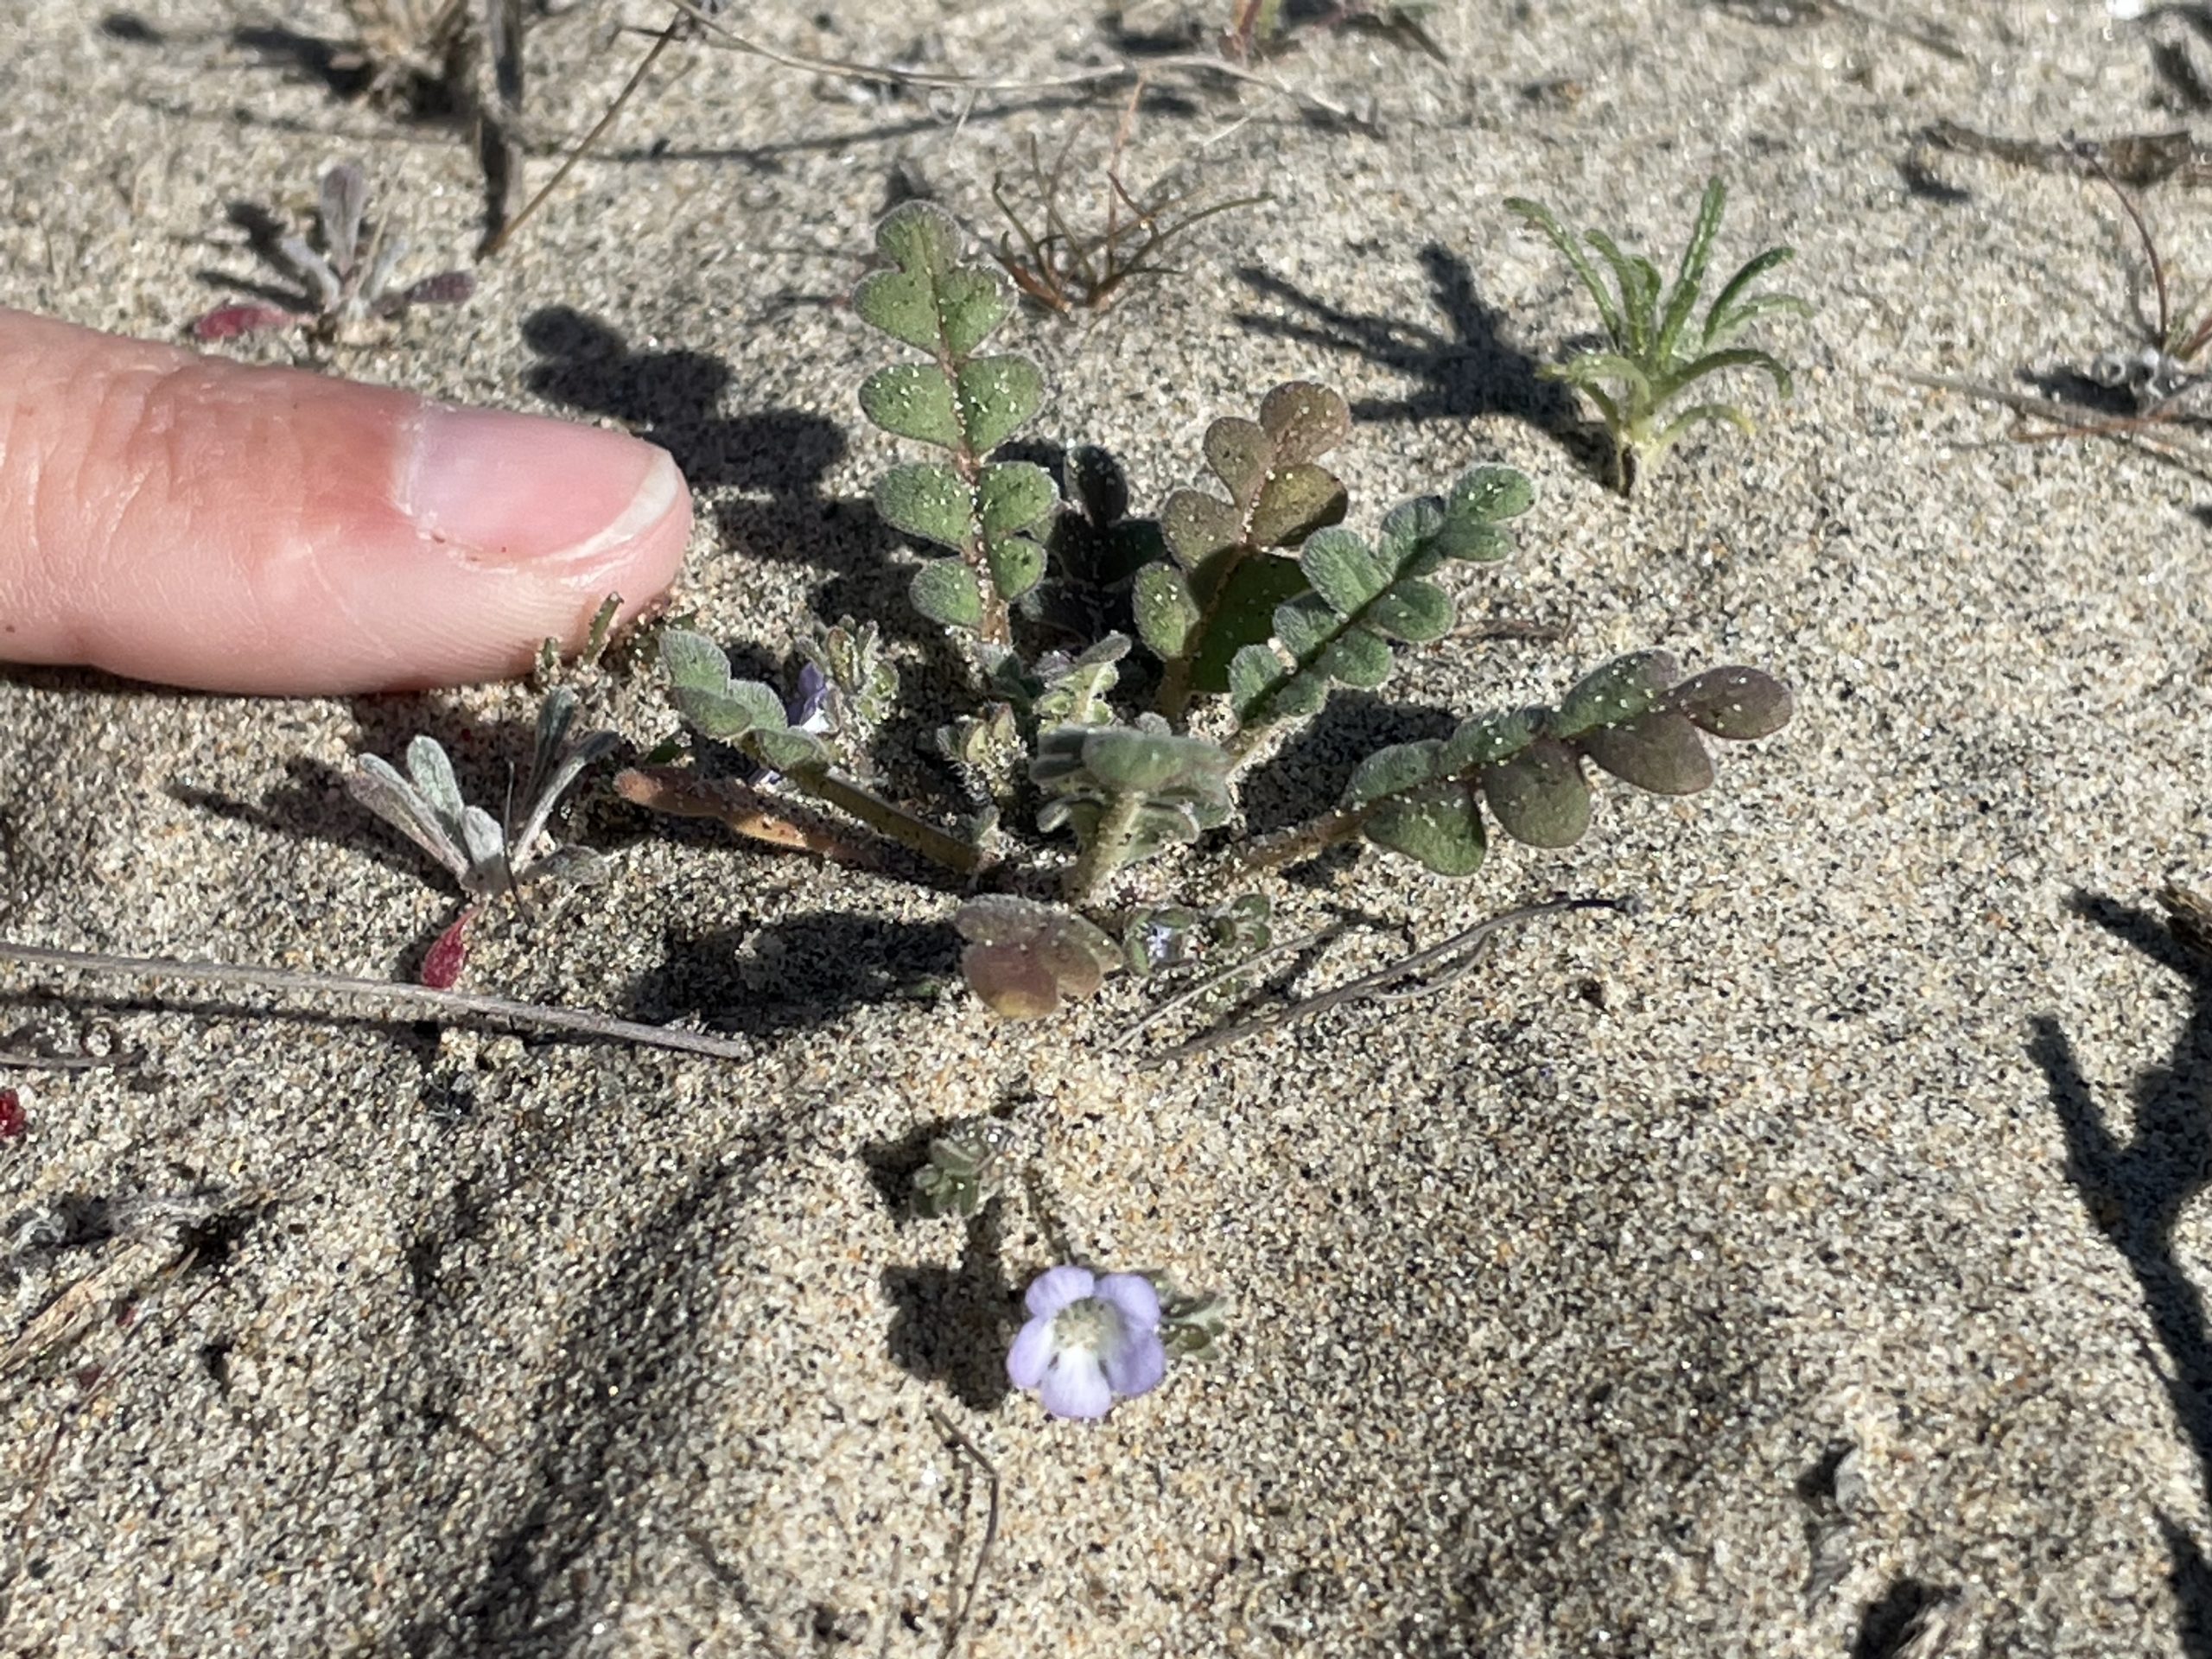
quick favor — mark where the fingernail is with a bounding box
[401,404,682,569]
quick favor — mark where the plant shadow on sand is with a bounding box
[2031,890,2212,1656]
[1234,245,1613,486]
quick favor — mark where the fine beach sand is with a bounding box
[3,1,2211,1653]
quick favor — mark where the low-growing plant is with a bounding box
[194,160,475,344]
[1505,177,1810,493]
[622,201,1795,1023]
[348,687,616,984]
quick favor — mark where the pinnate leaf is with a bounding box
[1342,741,1441,810]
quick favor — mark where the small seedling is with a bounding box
[350,689,617,899]
[194,160,475,344]
[629,201,1796,1024]
[1506,177,1811,493]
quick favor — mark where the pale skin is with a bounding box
[0,308,691,694]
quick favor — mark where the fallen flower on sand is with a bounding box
[1007,1265,1166,1421]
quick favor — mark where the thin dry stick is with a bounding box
[0,1049,140,1073]
[479,10,685,257]
[926,1408,1001,1659]
[0,941,752,1062]
[1109,920,1354,1051]
[1137,895,1630,1066]
[657,0,1371,128]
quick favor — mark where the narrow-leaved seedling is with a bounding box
[194,160,475,344]
[1505,177,1810,493]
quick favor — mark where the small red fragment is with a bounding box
[192,303,297,341]
[0,1088,23,1140]
[419,910,472,990]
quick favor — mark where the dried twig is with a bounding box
[1110,920,1354,1051]
[926,1408,1001,1659]
[0,940,751,1062]
[1137,895,1630,1065]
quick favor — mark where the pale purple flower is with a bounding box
[1007,1266,1166,1421]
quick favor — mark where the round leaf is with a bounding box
[1248,461,1349,550]
[985,533,1046,601]
[1669,665,1795,739]
[1256,380,1351,463]
[1204,417,1272,503]
[1363,577,1452,644]
[1579,709,1714,795]
[1550,651,1681,740]
[1189,555,1312,692]
[875,462,971,549]
[874,200,958,276]
[1133,563,1200,658]
[1341,740,1441,810]
[956,356,1044,453]
[1481,738,1591,848]
[977,461,1055,540]
[1363,780,1489,876]
[1161,489,1243,569]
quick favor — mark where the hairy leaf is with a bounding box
[910,561,985,630]
[860,363,960,448]
[1363,781,1488,876]
[875,462,971,548]
[1481,737,1591,848]
[956,356,1044,452]
[1669,665,1794,739]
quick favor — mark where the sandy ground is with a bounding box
[2,0,2210,1654]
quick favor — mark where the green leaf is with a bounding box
[977,461,1054,539]
[1669,665,1794,739]
[911,561,984,630]
[874,462,971,548]
[1550,651,1680,739]
[1580,709,1714,795]
[751,726,832,776]
[1133,563,1200,658]
[1187,555,1312,693]
[1341,740,1441,810]
[985,533,1046,601]
[660,630,786,740]
[1439,707,1540,774]
[1433,466,1534,561]
[956,356,1044,452]
[860,363,959,448]
[874,200,959,276]
[850,269,938,353]
[1228,642,1286,722]
[1363,577,1452,643]
[1363,781,1488,875]
[1481,738,1590,848]
[934,267,1014,359]
[674,679,785,742]
[1316,626,1392,689]
[1300,527,1392,614]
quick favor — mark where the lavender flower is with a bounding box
[1007,1266,1166,1421]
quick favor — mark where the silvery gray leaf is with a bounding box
[278,234,341,311]
[347,755,471,883]
[319,162,368,274]
[404,735,467,840]
[459,805,507,890]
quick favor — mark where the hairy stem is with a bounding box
[795,770,989,875]
[1065,791,1145,905]
[1235,807,1367,874]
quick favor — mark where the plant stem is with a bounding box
[1065,791,1144,905]
[797,771,989,875]
[0,940,754,1061]
[1235,807,1366,874]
